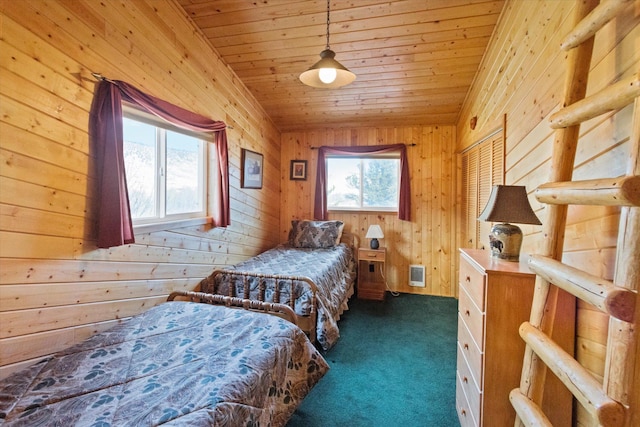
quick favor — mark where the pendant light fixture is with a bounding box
[299,0,356,88]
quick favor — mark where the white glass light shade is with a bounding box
[299,49,356,88]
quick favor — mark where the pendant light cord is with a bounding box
[325,0,331,50]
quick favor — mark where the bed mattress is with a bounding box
[0,301,328,426]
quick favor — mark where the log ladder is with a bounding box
[509,0,640,426]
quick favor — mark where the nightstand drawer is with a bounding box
[459,284,485,345]
[459,256,486,311]
[458,314,483,386]
[358,249,385,262]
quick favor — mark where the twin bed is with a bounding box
[0,220,356,426]
[199,220,357,350]
[0,293,327,426]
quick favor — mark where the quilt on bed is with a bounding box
[201,243,356,350]
[0,301,328,427]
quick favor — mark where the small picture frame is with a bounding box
[290,160,307,181]
[241,149,263,189]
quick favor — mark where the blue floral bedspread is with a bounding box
[0,302,329,426]
[201,243,356,351]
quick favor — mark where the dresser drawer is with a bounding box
[459,255,486,311]
[456,371,480,427]
[457,344,482,422]
[458,314,483,386]
[459,284,485,345]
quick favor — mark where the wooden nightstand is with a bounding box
[357,247,386,301]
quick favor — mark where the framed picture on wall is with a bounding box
[241,149,263,189]
[290,160,307,181]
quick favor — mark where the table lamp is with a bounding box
[366,225,384,249]
[477,185,541,261]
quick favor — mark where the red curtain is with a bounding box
[313,144,411,221]
[89,79,230,248]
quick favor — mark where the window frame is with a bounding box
[122,104,210,228]
[325,153,401,213]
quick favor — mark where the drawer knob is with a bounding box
[463,376,468,384]
[465,309,470,316]
[461,409,467,416]
[464,343,469,350]
[465,275,471,282]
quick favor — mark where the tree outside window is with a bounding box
[327,157,399,211]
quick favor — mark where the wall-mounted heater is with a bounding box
[409,265,425,287]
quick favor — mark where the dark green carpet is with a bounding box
[287,293,460,427]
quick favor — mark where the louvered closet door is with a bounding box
[461,148,479,248]
[460,130,504,250]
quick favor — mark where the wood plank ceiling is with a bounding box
[176,0,506,131]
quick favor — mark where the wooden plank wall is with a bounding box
[456,1,639,425]
[280,125,458,297]
[0,0,281,378]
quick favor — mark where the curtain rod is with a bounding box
[91,72,234,130]
[310,143,416,150]
[92,72,117,84]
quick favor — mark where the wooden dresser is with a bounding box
[456,248,536,427]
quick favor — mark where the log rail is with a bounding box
[510,0,639,426]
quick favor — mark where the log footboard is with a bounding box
[201,269,319,344]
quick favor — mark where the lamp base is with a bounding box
[488,223,522,262]
[370,238,379,249]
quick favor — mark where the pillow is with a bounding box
[288,220,342,244]
[289,220,344,248]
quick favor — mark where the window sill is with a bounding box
[133,217,212,234]
[328,208,398,214]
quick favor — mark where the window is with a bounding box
[326,156,400,211]
[122,108,208,224]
